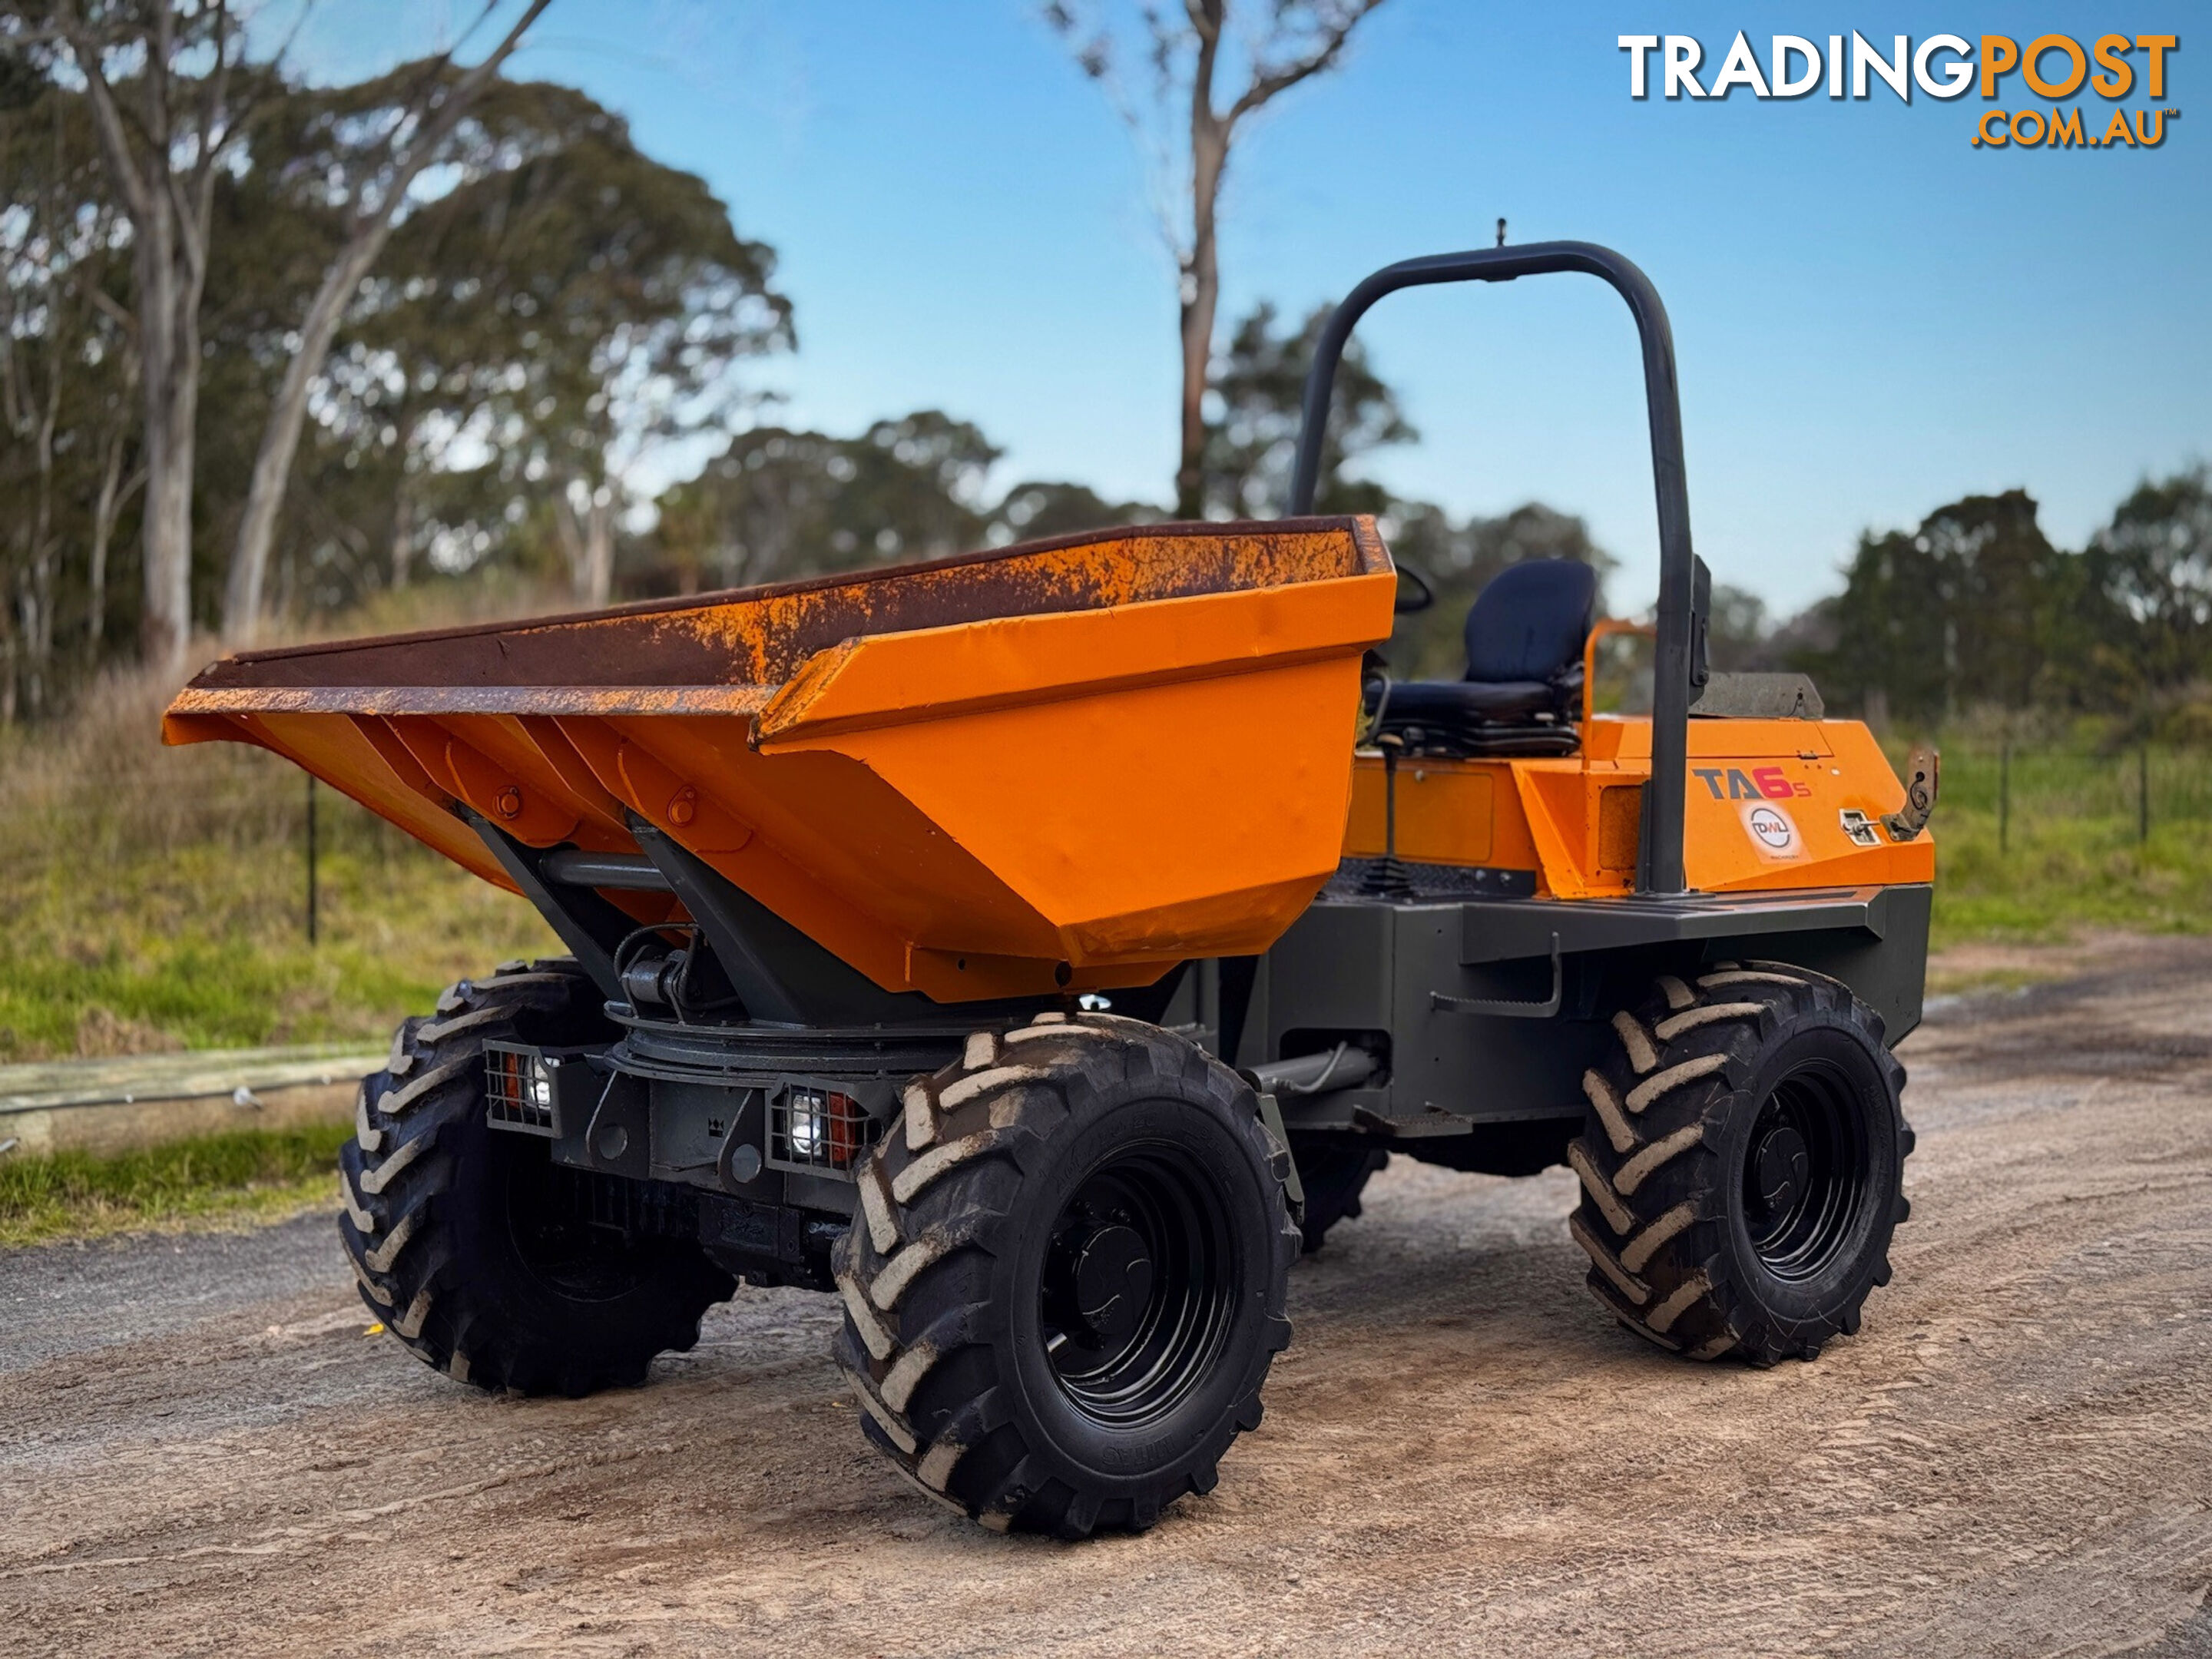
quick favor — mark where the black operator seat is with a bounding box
[1370,558,1598,757]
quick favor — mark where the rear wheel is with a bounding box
[1567,962,1912,1364]
[1286,1134,1388,1254]
[833,1012,1298,1537]
[339,961,733,1395]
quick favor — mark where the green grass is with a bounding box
[1920,744,2212,948]
[4,658,2210,1062]
[0,653,566,1064]
[0,833,557,1061]
[0,1123,352,1249]
[0,684,557,1063]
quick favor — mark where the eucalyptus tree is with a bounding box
[1200,299,1411,519]
[2090,467,2212,704]
[657,412,1000,592]
[23,0,258,671]
[363,80,790,604]
[222,0,551,641]
[319,77,792,605]
[0,65,137,714]
[18,0,550,665]
[1041,0,1389,518]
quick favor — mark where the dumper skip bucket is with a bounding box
[166,518,1398,1001]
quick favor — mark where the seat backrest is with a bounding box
[1463,558,1598,684]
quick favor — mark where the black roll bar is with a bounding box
[1288,241,1704,895]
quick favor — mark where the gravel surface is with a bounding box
[4,945,2210,1657]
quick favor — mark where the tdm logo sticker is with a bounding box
[1741,801,1805,858]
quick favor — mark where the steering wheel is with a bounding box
[1393,561,1435,615]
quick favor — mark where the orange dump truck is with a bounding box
[168,242,1936,1538]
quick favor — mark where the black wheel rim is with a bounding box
[1742,1057,1873,1282]
[1040,1144,1237,1429]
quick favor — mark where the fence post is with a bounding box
[306,773,320,945]
[2139,745,2150,846]
[1998,737,2011,853]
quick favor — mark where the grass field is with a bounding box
[2,660,2207,1064]
[2,667,2205,1245]
[0,1121,351,1249]
[0,669,554,1065]
[0,833,554,1061]
[1915,743,2212,944]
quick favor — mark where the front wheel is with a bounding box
[339,961,734,1395]
[833,1013,1299,1537]
[1568,962,1913,1365]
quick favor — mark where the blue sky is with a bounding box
[286,2,2205,619]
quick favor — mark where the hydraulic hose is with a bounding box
[1249,1042,1381,1098]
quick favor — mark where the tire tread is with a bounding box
[1570,960,1913,1365]
[339,959,731,1396]
[833,1013,1297,1537]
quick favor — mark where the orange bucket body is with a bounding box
[164,518,1400,1002]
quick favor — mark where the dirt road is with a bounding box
[5,947,2210,1657]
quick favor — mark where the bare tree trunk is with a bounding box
[87,439,138,649]
[24,367,61,716]
[551,491,581,594]
[1151,0,1382,519]
[224,236,382,636]
[389,488,416,589]
[24,544,55,718]
[0,104,38,719]
[6,563,26,725]
[584,497,614,605]
[560,485,615,607]
[65,0,226,678]
[221,0,553,643]
[137,275,201,674]
[1177,103,1226,518]
[551,485,617,605]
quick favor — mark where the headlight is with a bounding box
[772,1085,870,1169]
[484,1044,560,1135]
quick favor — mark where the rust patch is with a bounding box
[170,518,1376,707]
[1598,784,1643,873]
[163,685,776,718]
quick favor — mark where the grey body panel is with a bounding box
[489,809,1931,1212]
[1247,882,1931,1136]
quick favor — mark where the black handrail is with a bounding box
[1288,240,1700,895]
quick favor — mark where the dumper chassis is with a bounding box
[171,242,1937,1537]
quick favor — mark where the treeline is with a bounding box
[1,30,800,717]
[0,15,1595,722]
[6,17,2197,737]
[1774,472,2212,734]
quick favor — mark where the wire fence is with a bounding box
[0,734,434,947]
[1894,741,2212,852]
[8,731,2211,952]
